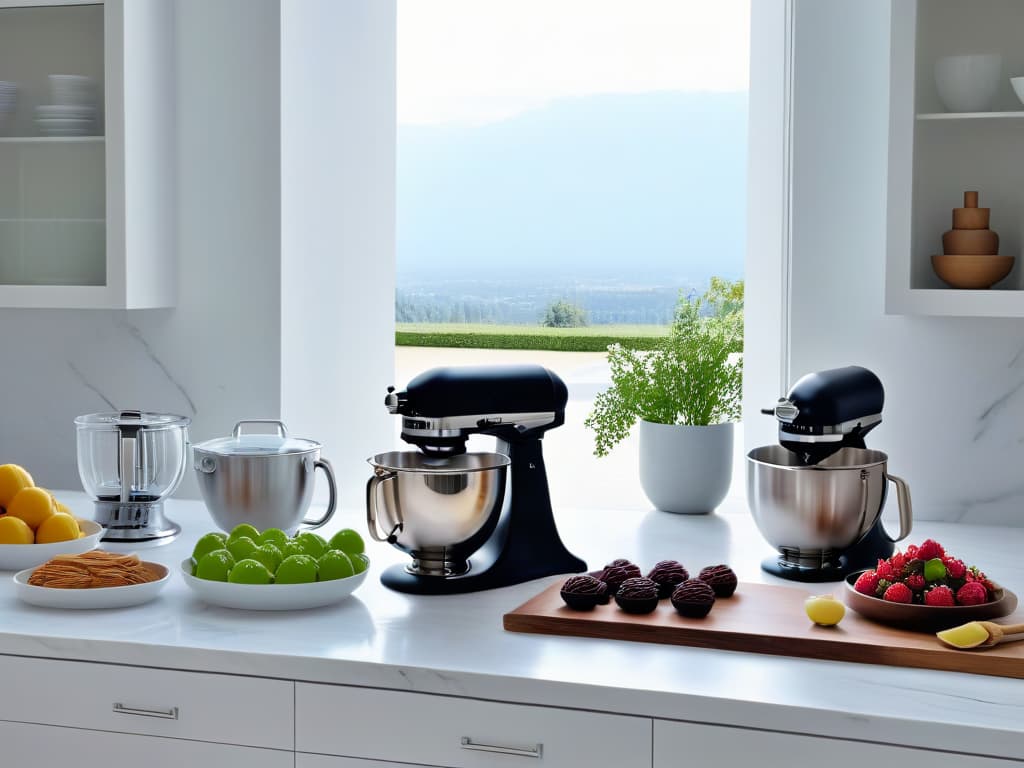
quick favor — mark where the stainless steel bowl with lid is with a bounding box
[366,451,510,577]
[193,420,336,534]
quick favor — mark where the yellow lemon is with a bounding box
[35,512,81,544]
[0,464,33,508]
[0,515,34,544]
[55,501,72,516]
[7,487,56,530]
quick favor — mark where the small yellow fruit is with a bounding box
[7,487,56,530]
[0,515,34,544]
[34,512,80,544]
[55,501,72,516]
[0,464,34,507]
[805,594,846,626]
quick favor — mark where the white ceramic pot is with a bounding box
[934,54,1002,113]
[638,420,734,514]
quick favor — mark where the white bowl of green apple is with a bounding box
[180,524,369,610]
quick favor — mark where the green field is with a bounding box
[396,323,669,352]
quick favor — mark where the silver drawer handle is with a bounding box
[112,703,179,720]
[461,737,542,758]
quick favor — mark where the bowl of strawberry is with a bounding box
[843,539,1017,630]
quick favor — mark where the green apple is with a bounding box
[318,550,354,581]
[259,528,289,548]
[195,549,236,582]
[804,594,845,626]
[276,554,318,584]
[280,539,306,559]
[251,543,283,574]
[192,532,228,564]
[352,552,370,574]
[294,531,327,559]
[328,528,365,556]
[228,523,261,542]
[228,558,273,584]
[227,535,259,561]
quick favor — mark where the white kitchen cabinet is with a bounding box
[296,683,653,767]
[654,720,1022,767]
[886,0,1024,317]
[298,756,436,768]
[0,0,174,308]
[0,720,293,768]
[0,654,294,750]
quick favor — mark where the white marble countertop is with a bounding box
[1,493,1021,760]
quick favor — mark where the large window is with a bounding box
[396,1,750,509]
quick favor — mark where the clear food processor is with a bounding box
[75,411,190,543]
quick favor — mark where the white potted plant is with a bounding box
[585,278,743,514]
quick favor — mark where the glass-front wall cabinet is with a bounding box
[0,3,105,287]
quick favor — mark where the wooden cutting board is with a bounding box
[503,581,1024,679]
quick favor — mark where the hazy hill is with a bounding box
[397,90,748,285]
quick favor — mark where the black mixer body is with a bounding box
[380,365,586,594]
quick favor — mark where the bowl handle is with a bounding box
[883,473,913,542]
[299,458,337,530]
[366,470,403,544]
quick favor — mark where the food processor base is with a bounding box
[93,499,181,543]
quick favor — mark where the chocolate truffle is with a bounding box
[600,562,640,592]
[647,560,689,599]
[698,564,738,597]
[560,575,609,611]
[671,579,716,618]
[614,577,660,615]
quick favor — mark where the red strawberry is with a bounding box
[956,581,989,606]
[883,582,913,603]
[924,585,955,606]
[875,560,897,581]
[889,552,907,572]
[854,570,880,595]
[905,573,926,591]
[905,544,919,559]
[942,557,966,580]
[917,539,945,561]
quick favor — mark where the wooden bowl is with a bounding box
[931,254,1014,289]
[942,228,999,255]
[844,571,1017,632]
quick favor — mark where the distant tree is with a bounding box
[542,300,588,328]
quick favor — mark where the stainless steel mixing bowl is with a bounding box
[747,446,912,561]
[366,451,510,576]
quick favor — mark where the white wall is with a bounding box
[0,0,396,523]
[758,0,1024,525]
[0,0,282,498]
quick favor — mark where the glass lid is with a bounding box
[74,410,191,430]
[193,420,320,456]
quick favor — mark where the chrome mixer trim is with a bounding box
[773,399,799,423]
[778,412,882,442]
[401,411,557,436]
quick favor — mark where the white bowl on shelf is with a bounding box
[0,519,103,571]
[934,53,1002,112]
[1012,76,1024,107]
[179,559,368,610]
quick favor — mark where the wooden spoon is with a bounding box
[936,621,1024,650]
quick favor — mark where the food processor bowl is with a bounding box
[75,411,190,542]
[366,451,510,577]
[747,445,912,567]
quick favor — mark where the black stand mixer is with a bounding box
[749,366,913,582]
[368,365,586,594]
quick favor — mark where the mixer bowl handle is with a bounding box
[299,458,337,530]
[882,473,913,542]
[366,469,403,544]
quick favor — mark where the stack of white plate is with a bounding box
[0,81,16,125]
[36,74,97,136]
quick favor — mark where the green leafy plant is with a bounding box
[585,278,744,457]
[541,300,588,328]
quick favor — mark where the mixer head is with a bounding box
[385,365,568,457]
[765,365,884,465]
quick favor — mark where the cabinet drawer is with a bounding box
[298,756,435,768]
[0,720,293,768]
[654,721,1022,767]
[0,655,293,750]
[297,683,652,767]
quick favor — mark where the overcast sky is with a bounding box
[398,0,750,125]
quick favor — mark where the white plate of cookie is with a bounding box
[13,550,169,609]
